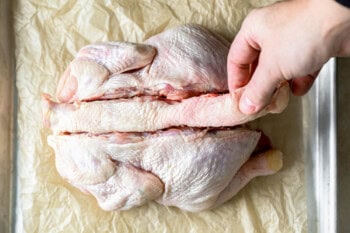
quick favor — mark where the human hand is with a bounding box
[228,0,350,114]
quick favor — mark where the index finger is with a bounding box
[227,29,260,92]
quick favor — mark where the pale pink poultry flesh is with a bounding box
[56,24,230,102]
[48,128,282,211]
[43,83,288,134]
[43,24,289,212]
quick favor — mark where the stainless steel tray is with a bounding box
[303,58,337,233]
[0,1,15,233]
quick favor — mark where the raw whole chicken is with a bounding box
[42,24,289,212]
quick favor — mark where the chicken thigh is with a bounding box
[43,24,288,212]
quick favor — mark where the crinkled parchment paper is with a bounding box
[14,0,306,232]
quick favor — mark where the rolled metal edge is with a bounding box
[303,58,337,233]
[0,1,15,233]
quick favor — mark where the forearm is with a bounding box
[310,0,350,56]
[227,0,350,114]
[336,0,350,8]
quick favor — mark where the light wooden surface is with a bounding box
[0,0,14,232]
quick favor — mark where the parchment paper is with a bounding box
[14,0,306,232]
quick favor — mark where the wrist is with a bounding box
[335,0,350,8]
[309,0,350,56]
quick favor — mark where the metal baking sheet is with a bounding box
[303,58,337,233]
[0,1,15,233]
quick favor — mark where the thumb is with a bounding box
[239,63,282,114]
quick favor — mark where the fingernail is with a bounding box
[240,96,256,114]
